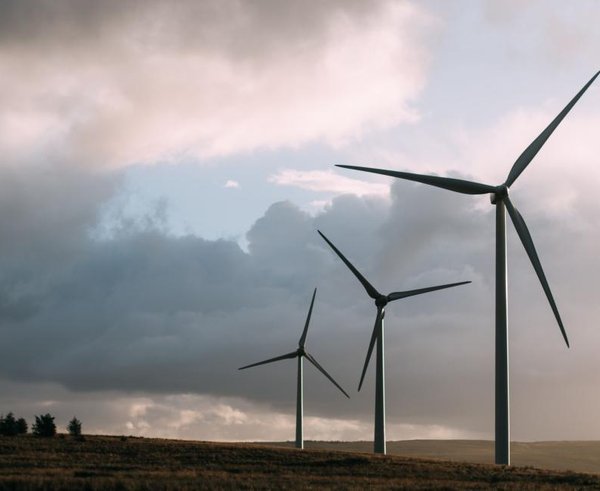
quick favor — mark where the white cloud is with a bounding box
[224,180,240,189]
[269,169,390,198]
[0,0,436,168]
[357,83,600,216]
[0,380,476,441]
[307,200,332,214]
[448,96,600,218]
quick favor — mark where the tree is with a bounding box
[16,418,28,435]
[67,417,82,437]
[32,413,56,437]
[0,412,18,436]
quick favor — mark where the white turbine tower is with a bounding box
[239,288,349,449]
[336,70,599,465]
[318,230,470,455]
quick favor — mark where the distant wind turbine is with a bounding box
[336,70,600,465]
[318,230,470,455]
[239,288,349,449]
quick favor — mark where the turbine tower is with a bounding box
[239,288,349,449]
[336,70,599,465]
[318,230,470,455]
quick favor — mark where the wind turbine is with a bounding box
[239,288,349,449]
[318,230,470,455]
[336,70,599,465]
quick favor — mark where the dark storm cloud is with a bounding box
[0,165,117,324]
[4,159,597,439]
[0,0,371,56]
[0,164,467,401]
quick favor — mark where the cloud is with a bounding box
[0,379,477,441]
[1,1,599,443]
[2,155,600,441]
[224,180,240,189]
[268,169,390,198]
[359,78,600,219]
[481,0,600,68]
[0,0,435,168]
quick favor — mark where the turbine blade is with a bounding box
[318,230,380,299]
[358,308,382,392]
[504,197,570,347]
[336,165,495,195]
[305,352,350,398]
[299,288,317,348]
[238,350,298,370]
[387,281,471,302]
[505,70,600,187]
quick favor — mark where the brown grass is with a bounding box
[1,435,600,490]
[281,440,600,474]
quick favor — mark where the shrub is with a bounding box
[0,412,18,436]
[67,417,82,437]
[16,418,28,435]
[32,413,56,437]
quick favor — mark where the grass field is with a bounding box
[2,435,600,490]
[290,440,600,474]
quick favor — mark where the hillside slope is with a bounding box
[1,435,600,490]
[289,440,600,474]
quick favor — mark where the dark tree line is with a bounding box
[0,412,83,438]
[0,413,27,436]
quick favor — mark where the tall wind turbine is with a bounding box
[318,230,470,455]
[336,71,599,465]
[239,288,349,449]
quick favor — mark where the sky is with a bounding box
[1,0,600,442]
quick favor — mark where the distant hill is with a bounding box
[1,435,600,489]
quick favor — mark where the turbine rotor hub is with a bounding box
[375,296,388,307]
[490,184,509,204]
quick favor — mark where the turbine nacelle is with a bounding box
[490,185,509,205]
[375,296,388,308]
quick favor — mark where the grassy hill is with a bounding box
[291,440,600,474]
[2,435,600,490]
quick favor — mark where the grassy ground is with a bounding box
[287,440,600,474]
[2,435,600,490]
